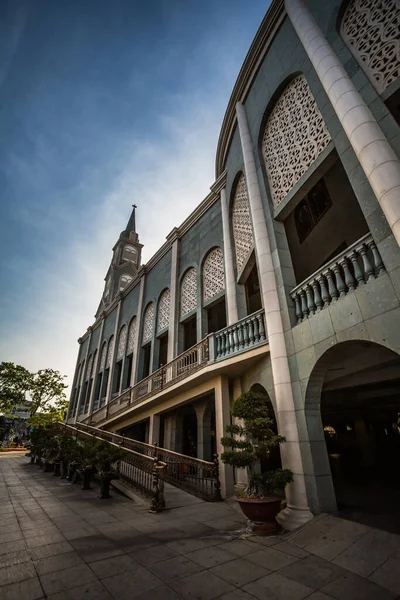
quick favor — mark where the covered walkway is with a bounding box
[1,455,400,599]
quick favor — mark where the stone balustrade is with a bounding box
[210,309,266,360]
[291,233,385,323]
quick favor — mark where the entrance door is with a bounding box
[183,316,197,351]
[206,298,227,334]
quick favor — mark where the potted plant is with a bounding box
[57,434,78,479]
[91,440,127,499]
[221,391,293,534]
[75,439,97,490]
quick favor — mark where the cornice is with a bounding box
[215,0,285,177]
[210,170,227,195]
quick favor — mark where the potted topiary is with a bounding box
[221,391,293,534]
[91,440,127,499]
[75,439,97,490]
[57,435,78,479]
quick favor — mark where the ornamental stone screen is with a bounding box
[232,174,254,274]
[341,0,399,94]
[180,268,197,317]
[262,74,331,207]
[142,303,154,343]
[203,248,225,302]
[106,336,114,369]
[117,325,127,361]
[127,317,137,354]
[157,289,170,333]
[99,343,107,371]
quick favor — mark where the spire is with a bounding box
[122,204,137,237]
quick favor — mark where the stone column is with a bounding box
[105,299,122,404]
[68,341,83,421]
[167,234,179,363]
[285,0,400,246]
[194,401,212,461]
[87,319,105,415]
[220,188,239,325]
[77,328,92,421]
[215,376,234,498]
[131,270,146,386]
[148,414,160,446]
[236,102,313,530]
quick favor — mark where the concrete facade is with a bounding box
[68,0,400,528]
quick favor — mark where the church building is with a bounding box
[67,0,400,530]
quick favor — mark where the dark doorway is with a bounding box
[158,333,168,367]
[113,361,123,394]
[183,316,197,351]
[142,343,152,379]
[124,354,133,389]
[121,420,148,443]
[250,384,282,472]
[245,263,262,314]
[182,405,198,457]
[206,298,227,334]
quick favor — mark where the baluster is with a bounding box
[233,326,239,352]
[368,239,385,275]
[226,329,232,354]
[332,264,346,297]
[220,332,225,356]
[242,320,249,346]
[325,269,339,302]
[253,316,260,342]
[339,257,356,292]
[350,250,364,285]
[293,293,302,323]
[237,322,244,349]
[257,313,266,341]
[311,280,322,311]
[216,334,221,359]
[359,244,374,281]
[248,319,254,345]
[305,284,316,315]
[299,289,308,319]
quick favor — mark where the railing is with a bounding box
[58,422,166,512]
[72,422,221,502]
[88,338,209,425]
[291,233,386,323]
[210,309,266,360]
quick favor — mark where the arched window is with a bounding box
[106,336,114,368]
[117,325,127,361]
[123,245,138,262]
[157,289,170,333]
[91,350,97,378]
[232,174,254,274]
[262,74,331,208]
[99,342,107,371]
[341,0,399,94]
[85,355,93,381]
[180,268,197,317]
[119,274,133,292]
[203,248,225,302]
[142,303,154,343]
[127,317,137,355]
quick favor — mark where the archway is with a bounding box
[250,384,282,472]
[306,340,400,533]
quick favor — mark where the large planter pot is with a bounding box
[44,460,54,473]
[53,462,61,477]
[235,496,282,535]
[78,467,93,490]
[98,473,118,499]
[66,461,77,482]
[60,460,68,479]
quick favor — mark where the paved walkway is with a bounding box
[1,455,400,600]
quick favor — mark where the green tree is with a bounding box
[0,362,68,426]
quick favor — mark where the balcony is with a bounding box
[85,308,268,427]
[290,233,386,322]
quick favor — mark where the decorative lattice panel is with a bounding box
[157,289,170,333]
[119,275,133,291]
[79,361,85,385]
[99,343,107,371]
[91,351,97,377]
[106,336,114,368]
[181,268,197,317]
[262,75,331,207]
[127,317,137,354]
[142,303,154,343]
[117,325,127,361]
[232,174,254,273]
[203,248,225,302]
[85,355,93,381]
[341,0,400,94]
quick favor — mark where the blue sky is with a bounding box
[0,0,269,389]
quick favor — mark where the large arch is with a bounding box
[305,340,400,528]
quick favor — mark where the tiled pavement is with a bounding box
[1,455,400,600]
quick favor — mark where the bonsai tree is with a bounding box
[91,440,127,499]
[75,439,98,489]
[221,391,293,498]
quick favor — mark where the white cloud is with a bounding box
[0,83,230,393]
